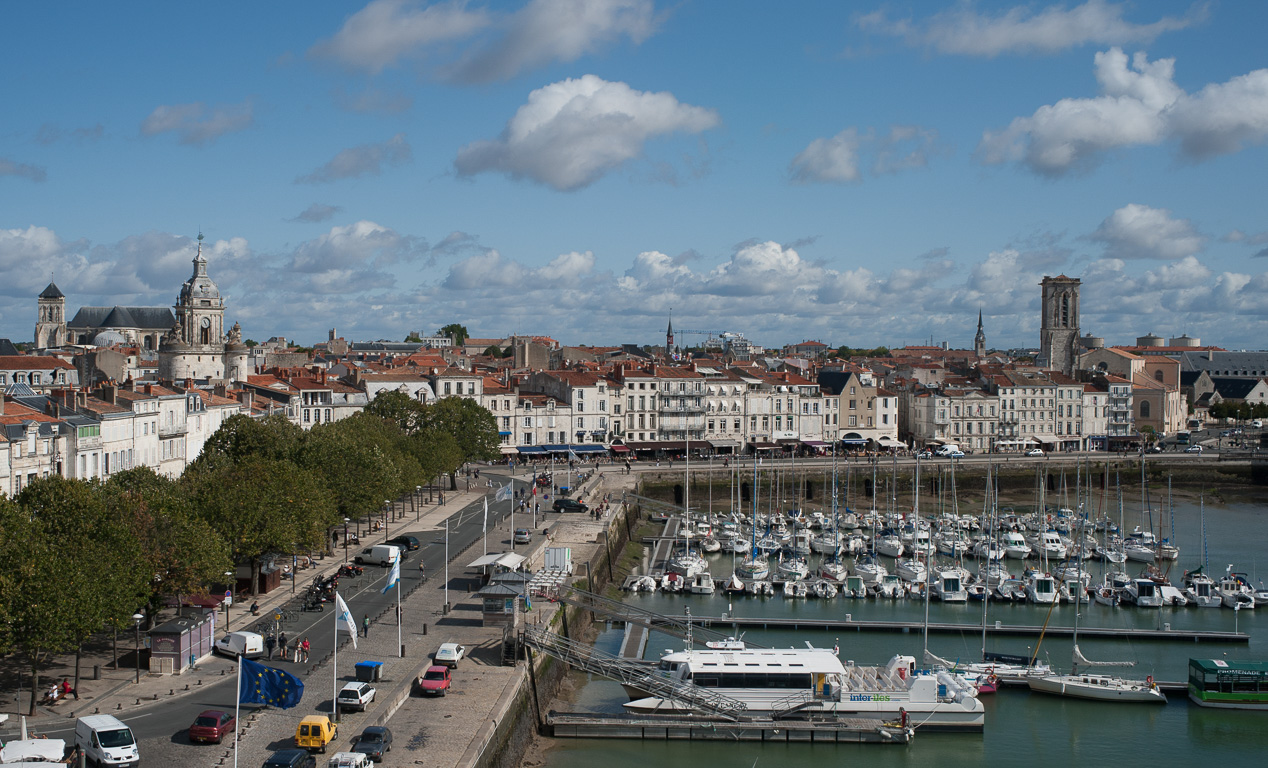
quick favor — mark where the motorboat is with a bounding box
[625,649,984,731]
[1182,569,1222,608]
[994,578,1026,602]
[1093,584,1120,607]
[843,574,869,598]
[689,572,715,594]
[1002,531,1032,560]
[1122,578,1163,607]
[745,579,775,596]
[811,580,839,599]
[932,572,968,602]
[876,573,905,599]
[627,575,658,593]
[783,579,808,598]
[1052,563,1092,587]
[1027,531,1068,561]
[1219,573,1256,610]
[791,529,813,558]
[1026,572,1058,604]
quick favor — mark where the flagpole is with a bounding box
[332,596,338,722]
[482,497,488,556]
[234,655,241,768]
[396,578,403,658]
[444,518,450,612]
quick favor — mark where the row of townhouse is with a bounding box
[0,383,241,497]
[899,368,1141,452]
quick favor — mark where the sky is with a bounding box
[2,0,1268,351]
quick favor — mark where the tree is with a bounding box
[418,395,500,463]
[9,477,147,714]
[438,323,469,347]
[483,345,502,357]
[189,413,303,473]
[364,390,425,433]
[296,417,404,524]
[103,467,231,616]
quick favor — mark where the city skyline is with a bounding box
[3,1,1267,349]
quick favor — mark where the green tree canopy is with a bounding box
[190,413,303,472]
[418,395,500,462]
[364,389,425,433]
[295,415,404,522]
[438,323,469,347]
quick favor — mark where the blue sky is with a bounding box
[2,0,1267,351]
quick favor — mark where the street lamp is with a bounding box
[132,613,144,684]
[384,500,391,542]
[343,518,350,563]
[416,486,421,521]
[223,572,233,631]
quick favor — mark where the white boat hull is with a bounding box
[1027,674,1166,703]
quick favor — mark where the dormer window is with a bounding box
[523,401,532,411]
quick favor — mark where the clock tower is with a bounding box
[160,233,236,381]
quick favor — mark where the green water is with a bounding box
[543,498,1268,766]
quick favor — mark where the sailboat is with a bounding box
[1027,520,1166,703]
[1182,494,1222,608]
[733,451,770,583]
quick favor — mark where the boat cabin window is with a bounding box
[690,672,814,689]
[659,661,681,672]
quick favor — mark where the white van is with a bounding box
[934,444,961,457]
[76,715,139,767]
[354,544,400,567]
[214,630,264,658]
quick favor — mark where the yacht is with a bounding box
[932,571,968,602]
[782,579,808,598]
[1002,531,1032,560]
[876,573,905,599]
[776,555,810,582]
[1026,572,1058,604]
[1028,670,1166,703]
[818,559,849,583]
[1027,531,1068,561]
[811,580,839,599]
[689,572,715,594]
[1219,573,1256,610]
[896,556,928,584]
[874,530,905,559]
[853,553,887,585]
[625,648,984,731]
[733,556,770,583]
[1122,578,1163,608]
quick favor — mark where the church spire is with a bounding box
[974,307,987,357]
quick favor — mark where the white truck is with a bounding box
[75,715,139,767]
[354,544,400,567]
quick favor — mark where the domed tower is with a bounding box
[35,280,67,349]
[160,233,227,380]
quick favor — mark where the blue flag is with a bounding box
[239,657,304,709]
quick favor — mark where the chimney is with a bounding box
[101,384,117,405]
[0,393,4,415]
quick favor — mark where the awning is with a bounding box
[710,439,741,449]
[468,553,501,568]
[840,438,868,445]
[499,446,520,454]
[748,441,780,450]
[611,445,631,452]
[622,440,708,451]
[494,552,527,570]
[570,444,607,453]
[1033,434,1058,445]
[517,446,547,454]
[543,444,570,452]
[498,431,512,436]
[801,440,829,447]
[877,437,906,447]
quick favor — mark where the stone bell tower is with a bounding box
[1039,275,1081,376]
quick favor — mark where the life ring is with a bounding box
[1146,675,1154,686]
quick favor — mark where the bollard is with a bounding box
[197,679,202,685]
[423,624,428,636]
[93,665,100,681]
[117,703,122,710]
[170,689,174,696]
[401,643,406,657]
[184,684,190,691]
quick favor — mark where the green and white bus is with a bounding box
[1189,658,1268,710]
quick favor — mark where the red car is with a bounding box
[416,665,452,696]
[189,709,236,744]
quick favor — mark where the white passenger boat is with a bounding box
[1002,531,1031,560]
[624,648,984,731]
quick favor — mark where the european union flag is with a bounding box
[239,657,304,709]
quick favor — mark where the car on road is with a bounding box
[295,716,337,753]
[263,748,317,768]
[514,528,532,545]
[388,535,420,552]
[1025,448,1044,457]
[337,682,376,712]
[1254,420,1264,429]
[1145,445,1162,454]
[188,709,236,744]
[326,753,371,768]
[434,642,466,667]
[553,498,589,513]
[416,665,452,696]
[944,450,966,458]
[1185,444,1204,453]
[351,726,393,762]
[915,450,932,459]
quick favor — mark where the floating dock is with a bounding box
[547,711,914,743]
[680,614,1248,643]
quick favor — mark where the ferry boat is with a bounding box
[623,647,984,731]
[1188,658,1268,710]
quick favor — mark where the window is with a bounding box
[1140,400,1151,418]
[467,382,475,394]
[443,382,451,395]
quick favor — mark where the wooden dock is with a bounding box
[673,614,1248,643]
[547,711,914,743]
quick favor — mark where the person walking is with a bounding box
[362,614,370,638]
[278,632,289,661]
[300,637,310,663]
[265,633,276,660]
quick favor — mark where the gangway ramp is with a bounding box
[552,586,765,650]
[521,625,748,721]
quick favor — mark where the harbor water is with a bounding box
[543,495,1268,766]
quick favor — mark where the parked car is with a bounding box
[295,716,338,753]
[337,682,376,712]
[388,535,420,552]
[188,709,236,744]
[351,726,393,762]
[553,498,588,513]
[1145,445,1162,454]
[434,642,466,668]
[945,450,966,458]
[915,450,932,459]
[1185,444,1204,453]
[1025,448,1044,457]
[326,753,371,768]
[263,749,317,768]
[416,665,452,696]
[513,528,532,545]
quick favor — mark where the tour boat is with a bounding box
[624,648,984,731]
[1188,658,1268,710]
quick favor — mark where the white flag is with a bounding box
[483,496,488,535]
[381,557,400,594]
[334,591,358,650]
[495,483,513,502]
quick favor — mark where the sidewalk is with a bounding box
[0,484,488,732]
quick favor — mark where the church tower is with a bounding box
[973,308,986,358]
[160,233,228,381]
[666,317,674,358]
[35,280,67,349]
[1039,275,1081,376]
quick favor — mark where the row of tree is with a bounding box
[0,391,499,713]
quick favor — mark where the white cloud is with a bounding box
[287,220,427,274]
[296,134,412,184]
[448,0,658,83]
[454,75,718,190]
[858,1,1202,57]
[1088,203,1205,260]
[140,101,254,145]
[980,47,1268,175]
[291,204,343,223]
[790,125,939,183]
[310,0,658,82]
[789,129,861,184]
[308,0,490,74]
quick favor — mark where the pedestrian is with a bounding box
[265,633,276,660]
[278,632,289,660]
[300,637,310,662]
[362,614,370,638]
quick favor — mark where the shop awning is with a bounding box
[1033,434,1058,445]
[801,440,829,447]
[710,439,741,449]
[611,445,631,452]
[748,441,780,450]
[840,438,869,445]
[877,436,906,447]
[570,444,607,453]
[517,446,547,454]
[543,444,570,452]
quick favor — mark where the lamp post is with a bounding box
[132,613,144,684]
[223,571,233,631]
[343,518,350,563]
[415,486,421,521]
[384,501,391,542]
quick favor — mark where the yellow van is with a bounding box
[295,715,338,752]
